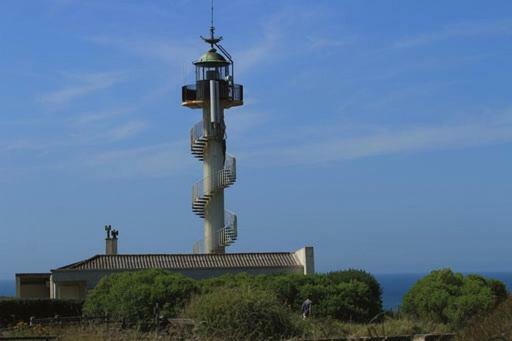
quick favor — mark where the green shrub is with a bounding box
[200,269,382,322]
[0,299,82,326]
[182,286,299,340]
[457,296,512,340]
[325,269,383,318]
[402,269,507,327]
[82,269,198,329]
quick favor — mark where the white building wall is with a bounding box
[294,246,315,275]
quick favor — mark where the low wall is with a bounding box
[0,299,83,326]
[413,334,456,341]
[304,333,455,341]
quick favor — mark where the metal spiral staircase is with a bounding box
[190,121,238,252]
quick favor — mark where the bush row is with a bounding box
[82,268,383,330]
[200,270,383,322]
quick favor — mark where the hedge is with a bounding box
[82,269,383,327]
[0,299,83,326]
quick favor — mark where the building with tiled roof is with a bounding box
[57,252,304,272]
[16,240,314,299]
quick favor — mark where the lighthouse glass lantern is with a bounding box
[194,49,230,82]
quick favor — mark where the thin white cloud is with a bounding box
[38,72,125,105]
[241,109,512,166]
[82,142,192,179]
[106,121,148,141]
[226,110,270,139]
[307,35,358,49]
[73,109,127,125]
[395,19,512,48]
[232,7,308,77]
[235,30,279,75]
[87,35,198,66]
[0,140,48,152]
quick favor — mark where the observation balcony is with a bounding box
[182,80,243,109]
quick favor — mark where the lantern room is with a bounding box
[182,28,243,109]
[194,49,230,82]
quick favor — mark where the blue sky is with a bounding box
[1,0,512,278]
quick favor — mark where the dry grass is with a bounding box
[2,322,168,340]
[295,316,450,339]
[2,316,452,340]
[457,297,512,341]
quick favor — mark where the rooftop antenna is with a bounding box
[200,0,235,83]
[202,0,222,49]
[211,0,214,33]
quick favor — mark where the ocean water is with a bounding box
[2,272,512,308]
[376,273,424,310]
[0,279,15,297]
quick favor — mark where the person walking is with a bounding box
[301,298,312,319]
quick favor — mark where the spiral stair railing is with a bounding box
[190,121,207,161]
[219,210,238,246]
[191,121,238,251]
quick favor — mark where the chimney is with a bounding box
[104,225,119,255]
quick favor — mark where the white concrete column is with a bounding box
[203,136,225,254]
[49,275,56,299]
[202,94,225,254]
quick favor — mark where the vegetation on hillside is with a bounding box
[3,268,509,340]
[200,270,382,322]
[81,269,382,332]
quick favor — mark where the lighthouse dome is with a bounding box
[194,48,230,66]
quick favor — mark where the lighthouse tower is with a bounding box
[182,23,243,254]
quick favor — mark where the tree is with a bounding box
[82,269,198,329]
[402,269,507,327]
[325,269,383,319]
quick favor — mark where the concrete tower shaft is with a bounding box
[182,26,243,254]
[202,101,225,253]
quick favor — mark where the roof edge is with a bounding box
[53,251,303,271]
[53,254,102,271]
[52,265,304,273]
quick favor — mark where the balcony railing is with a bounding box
[182,81,243,104]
